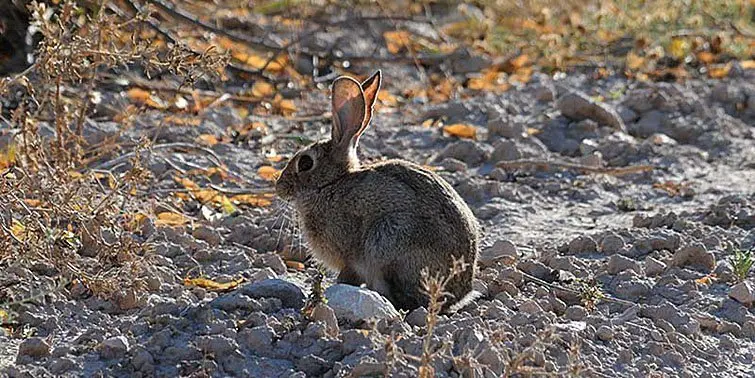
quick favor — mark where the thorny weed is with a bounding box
[378,257,470,377]
[0,0,226,320]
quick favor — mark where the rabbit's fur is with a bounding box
[275,71,479,310]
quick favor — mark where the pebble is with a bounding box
[596,325,614,341]
[479,239,518,267]
[311,303,339,337]
[608,254,642,275]
[98,336,130,359]
[438,139,490,165]
[672,243,716,272]
[568,235,598,254]
[728,282,754,306]
[644,256,667,277]
[557,91,626,131]
[564,305,588,321]
[16,337,50,361]
[600,233,625,254]
[239,279,305,309]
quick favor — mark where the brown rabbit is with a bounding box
[275,71,480,311]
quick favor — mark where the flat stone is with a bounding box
[557,91,626,131]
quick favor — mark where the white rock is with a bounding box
[324,284,399,322]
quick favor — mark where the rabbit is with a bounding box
[275,70,480,311]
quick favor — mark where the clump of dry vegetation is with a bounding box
[0,1,226,314]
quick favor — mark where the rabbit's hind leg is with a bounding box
[336,265,364,286]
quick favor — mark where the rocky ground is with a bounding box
[2,67,754,377]
[2,2,755,377]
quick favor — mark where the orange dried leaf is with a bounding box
[285,260,305,271]
[155,212,189,226]
[696,51,715,64]
[126,88,168,109]
[272,94,297,116]
[183,277,243,292]
[695,274,717,285]
[251,81,275,98]
[196,134,220,146]
[741,60,755,70]
[384,30,411,54]
[257,166,279,181]
[443,124,477,139]
[231,193,273,207]
[175,176,200,190]
[708,64,731,78]
[626,51,645,70]
[377,91,398,107]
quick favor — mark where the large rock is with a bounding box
[729,282,754,306]
[557,91,626,131]
[16,337,50,362]
[239,279,305,309]
[324,284,399,322]
[672,244,716,272]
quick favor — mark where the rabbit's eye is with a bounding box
[297,155,314,172]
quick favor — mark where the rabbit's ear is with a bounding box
[361,70,382,129]
[331,76,366,148]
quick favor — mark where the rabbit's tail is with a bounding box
[446,290,483,314]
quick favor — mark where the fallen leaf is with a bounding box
[196,134,220,146]
[175,176,200,190]
[0,144,16,170]
[272,94,297,116]
[231,193,273,207]
[183,277,243,292]
[626,51,645,70]
[696,51,715,64]
[10,220,26,240]
[251,80,275,98]
[285,260,305,271]
[257,166,279,181]
[741,60,755,70]
[126,88,168,109]
[443,123,477,139]
[155,212,189,226]
[695,274,717,285]
[708,63,731,78]
[668,38,689,59]
[384,30,412,54]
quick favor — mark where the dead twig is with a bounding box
[496,159,654,176]
[105,74,262,105]
[93,142,225,170]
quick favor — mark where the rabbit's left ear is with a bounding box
[360,70,382,129]
[331,76,366,148]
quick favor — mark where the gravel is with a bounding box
[3,67,755,377]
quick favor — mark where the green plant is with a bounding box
[576,278,605,312]
[729,248,753,282]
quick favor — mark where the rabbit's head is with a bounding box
[275,71,381,201]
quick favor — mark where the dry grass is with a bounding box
[0,1,226,313]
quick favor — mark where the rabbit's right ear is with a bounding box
[331,77,366,149]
